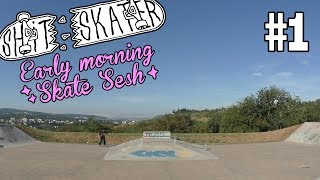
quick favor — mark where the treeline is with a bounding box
[56,86,320,133]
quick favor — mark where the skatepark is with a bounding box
[0,123,320,180]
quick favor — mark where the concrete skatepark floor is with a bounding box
[0,142,320,180]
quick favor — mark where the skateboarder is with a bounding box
[99,129,107,146]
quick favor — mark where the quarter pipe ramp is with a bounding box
[0,124,36,148]
[286,122,320,145]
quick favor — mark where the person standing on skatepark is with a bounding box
[99,129,107,146]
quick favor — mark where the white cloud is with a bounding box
[257,65,265,69]
[252,72,263,77]
[300,59,310,65]
[267,72,320,100]
[272,72,294,79]
[251,65,266,77]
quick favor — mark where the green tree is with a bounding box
[238,86,301,131]
[219,106,251,133]
[207,112,221,133]
[192,121,209,133]
[154,114,193,133]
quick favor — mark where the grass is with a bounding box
[17,124,301,145]
[174,125,301,144]
[17,125,141,145]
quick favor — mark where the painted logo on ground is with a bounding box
[131,150,176,157]
[130,150,194,158]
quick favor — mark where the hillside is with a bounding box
[0,108,110,122]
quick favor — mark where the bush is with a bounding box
[191,121,209,133]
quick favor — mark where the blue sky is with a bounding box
[0,0,320,118]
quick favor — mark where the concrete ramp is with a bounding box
[104,135,218,161]
[0,124,36,148]
[286,122,320,145]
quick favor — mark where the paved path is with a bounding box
[0,142,319,180]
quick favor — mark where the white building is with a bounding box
[121,121,127,124]
[22,118,28,123]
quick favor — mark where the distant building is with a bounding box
[128,121,136,125]
[22,118,27,123]
[10,117,15,121]
[121,121,127,124]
